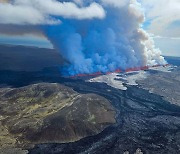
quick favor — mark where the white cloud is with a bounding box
[0,3,59,25]
[0,0,105,25]
[101,0,128,7]
[140,0,180,37]
[139,0,180,57]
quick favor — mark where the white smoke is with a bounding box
[45,0,166,75]
[0,0,167,75]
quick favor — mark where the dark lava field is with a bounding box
[0,45,180,154]
[30,73,180,154]
[0,67,179,154]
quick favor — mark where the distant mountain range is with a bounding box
[0,44,179,73]
[0,44,64,72]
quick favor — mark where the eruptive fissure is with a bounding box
[0,0,167,75]
[44,0,166,76]
[69,64,170,78]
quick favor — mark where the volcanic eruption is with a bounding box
[44,0,166,75]
[0,0,167,75]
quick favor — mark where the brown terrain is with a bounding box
[0,83,116,153]
[0,45,179,154]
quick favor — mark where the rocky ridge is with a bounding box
[0,83,116,152]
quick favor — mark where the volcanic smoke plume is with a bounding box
[44,0,166,75]
[0,0,167,75]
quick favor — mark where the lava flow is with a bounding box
[69,64,170,79]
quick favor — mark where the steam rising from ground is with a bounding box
[45,0,166,75]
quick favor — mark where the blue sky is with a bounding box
[140,0,180,57]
